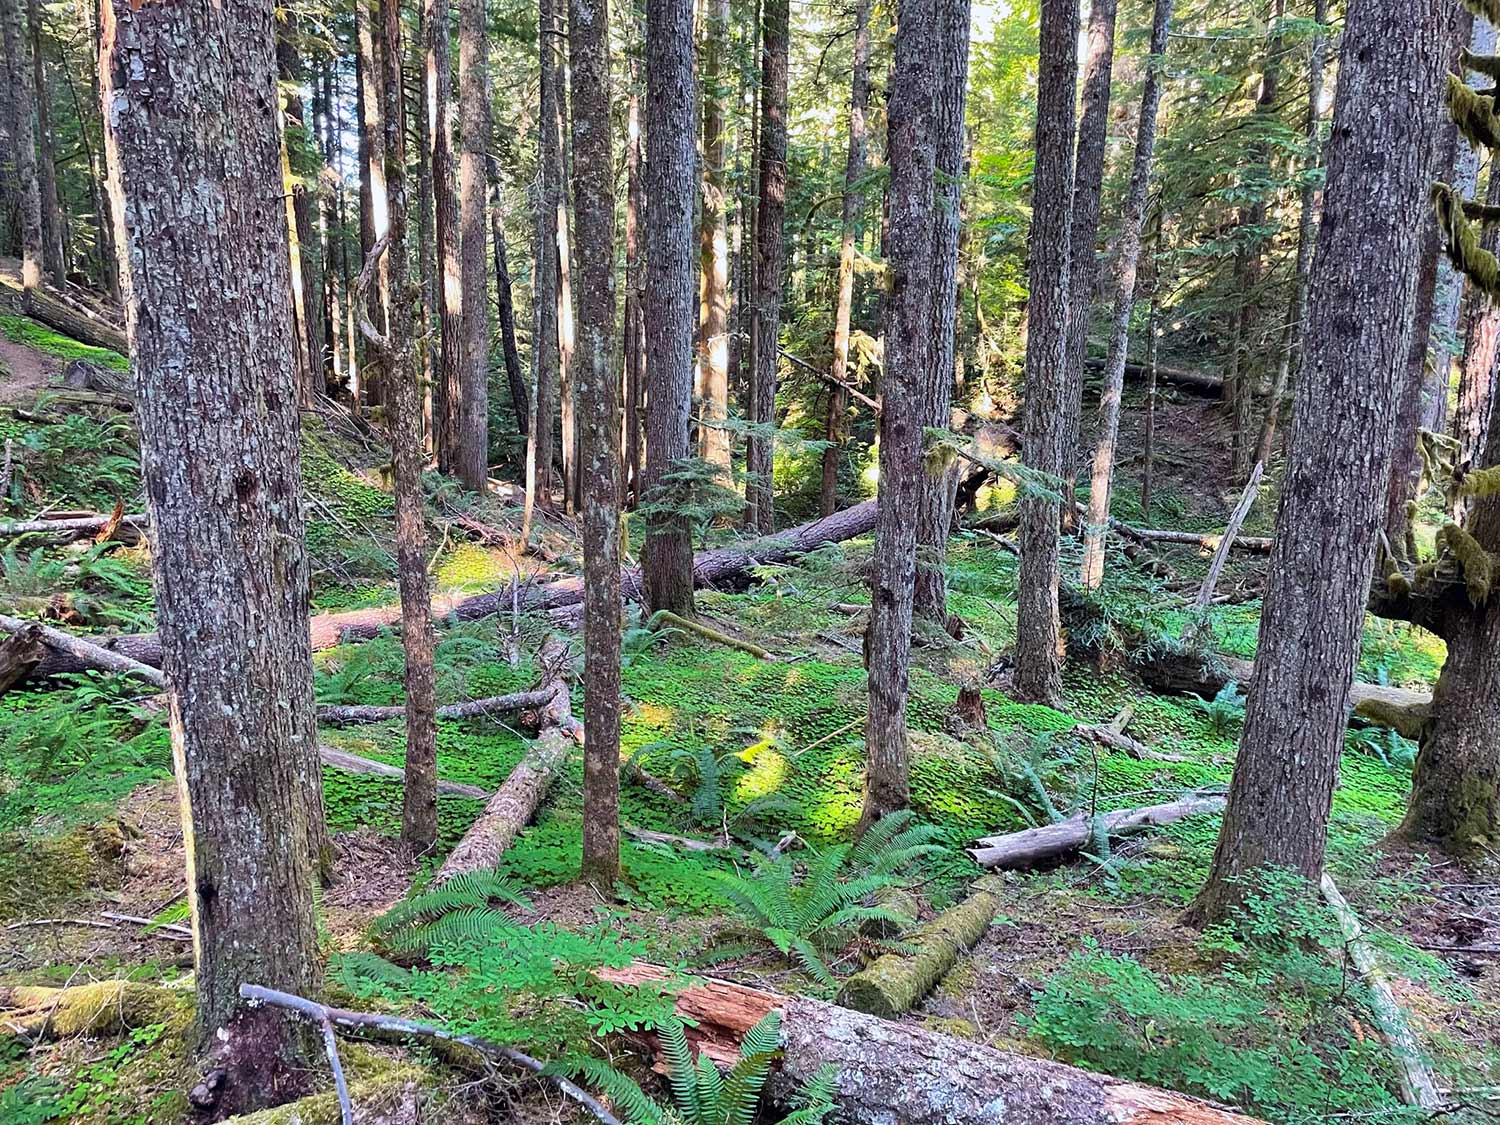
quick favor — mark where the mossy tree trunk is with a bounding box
[100,0,327,1110]
[1188,0,1454,928]
[2,0,44,289]
[698,0,733,479]
[456,0,491,491]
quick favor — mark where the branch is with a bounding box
[778,347,882,413]
[355,234,391,355]
[238,984,623,1125]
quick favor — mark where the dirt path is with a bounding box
[0,335,60,403]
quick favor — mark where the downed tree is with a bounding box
[33,500,881,678]
[316,688,553,726]
[1084,354,1223,397]
[0,623,44,695]
[968,795,1226,870]
[596,963,1264,1125]
[316,745,488,799]
[0,511,149,541]
[431,638,579,884]
[0,612,165,688]
[1115,525,1273,554]
[838,877,1005,1018]
[19,288,130,356]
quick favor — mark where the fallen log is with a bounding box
[968,795,1226,870]
[1084,354,1223,397]
[0,512,149,540]
[33,500,881,678]
[431,638,579,884]
[0,622,44,694]
[1117,525,1273,554]
[0,613,164,688]
[316,688,553,726]
[596,963,1264,1125]
[19,288,130,356]
[837,876,1005,1018]
[317,745,489,799]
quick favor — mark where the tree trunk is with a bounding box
[1059,0,1119,515]
[1453,166,1500,481]
[697,0,732,478]
[858,0,941,831]
[488,154,528,437]
[641,0,700,618]
[1253,0,1328,468]
[557,110,577,513]
[83,0,121,302]
[426,0,466,478]
[100,0,324,1109]
[456,0,491,491]
[623,54,644,505]
[745,0,789,534]
[911,0,973,622]
[1188,0,1452,928]
[355,0,389,407]
[26,0,64,283]
[568,0,621,891]
[279,37,325,404]
[523,0,562,538]
[1013,0,1079,706]
[3,0,45,289]
[1079,0,1171,591]
[818,0,872,519]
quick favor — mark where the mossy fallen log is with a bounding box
[838,877,1006,1017]
[0,980,188,1039]
[19,287,129,356]
[223,1067,428,1125]
[968,796,1226,869]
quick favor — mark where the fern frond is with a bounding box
[658,1019,699,1118]
[554,1056,668,1125]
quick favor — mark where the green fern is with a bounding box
[372,869,531,954]
[1188,681,1246,737]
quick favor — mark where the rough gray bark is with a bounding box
[524,0,561,537]
[698,0,732,477]
[3,0,44,289]
[744,0,789,534]
[100,0,324,1108]
[970,796,1223,870]
[859,0,940,831]
[1189,0,1453,927]
[569,0,621,890]
[487,155,528,436]
[623,55,644,504]
[641,0,699,617]
[355,0,389,407]
[426,0,466,480]
[1013,0,1079,706]
[818,0,872,519]
[456,0,491,491]
[911,0,973,622]
[26,0,64,284]
[1079,0,1171,591]
[1059,0,1119,502]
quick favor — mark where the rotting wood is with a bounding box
[0,613,164,688]
[650,610,771,658]
[595,963,1266,1124]
[1083,354,1222,396]
[19,287,130,355]
[968,795,1226,869]
[0,512,149,540]
[0,622,44,694]
[316,688,553,725]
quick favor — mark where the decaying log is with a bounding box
[316,688,553,726]
[63,358,134,399]
[968,795,1226,870]
[0,511,149,541]
[0,613,164,688]
[1084,354,1223,396]
[19,288,130,356]
[0,981,186,1039]
[1116,525,1273,554]
[316,745,489,799]
[1320,874,1442,1110]
[650,610,771,658]
[838,877,1005,1017]
[596,963,1264,1125]
[33,500,881,678]
[431,639,579,884]
[0,622,44,694]
[624,826,729,852]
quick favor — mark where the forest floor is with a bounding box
[0,309,1497,1124]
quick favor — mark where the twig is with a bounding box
[650,610,771,659]
[321,1015,354,1125]
[239,984,623,1125]
[778,346,882,412]
[98,911,193,938]
[798,717,862,756]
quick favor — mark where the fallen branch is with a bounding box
[316,688,553,726]
[432,638,579,884]
[1073,706,1189,763]
[1187,461,1264,631]
[0,613,164,688]
[596,963,1264,1124]
[1320,874,1441,1110]
[624,826,729,852]
[0,512,149,540]
[968,795,1226,870]
[1084,354,1222,397]
[316,745,489,799]
[651,610,770,659]
[239,983,621,1125]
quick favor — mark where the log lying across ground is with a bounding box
[0,512,149,540]
[838,877,1006,1018]
[33,500,881,678]
[19,288,130,356]
[316,688,553,725]
[597,963,1264,1125]
[1084,354,1223,396]
[316,745,489,799]
[967,795,1226,870]
[431,638,579,885]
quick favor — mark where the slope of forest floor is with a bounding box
[0,313,1496,1124]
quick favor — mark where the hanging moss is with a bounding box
[1435,182,1500,298]
[1448,77,1500,150]
[1464,199,1500,223]
[1464,48,1500,84]
[1384,567,1412,597]
[1460,464,1500,499]
[1439,521,1495,605]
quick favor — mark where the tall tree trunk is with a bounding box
[569,0,620,890]
[1187,0,1452,929]
[26,0,64,283]
[557,58,578,514]
[100,0,324,1109]
[427,0,467,477]
[278,35,325,402]
[356,0,389,407]
[623,54,645,505]
[373,0,441,859]
[818,0,872,519]
[456,0,491,491]
[523,0,562,539]
[641,0,699,618]
[317,59,345,393]
[415,1,438,449]
[2,0,44,289]
[488,154,528,437]
[910,0,973,621]
[745,0,789,534]
[698,0,733,477]
[1454,164,1500,480]
[1058,0,1119,520]
[84,0,121,302]
[1253,0,1329,469]
[858,0,942,831]
[1012,0,1079,707]
[1079,0,1171,592]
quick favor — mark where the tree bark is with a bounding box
[1013,0,1079,706]
[454,0,491,491]
[641,0,700,617]
[487,156,527,437]
[279,36,325,404]
[523,0,561,538]
[355,0,389,407]
[568,0,621,890]
[26,0,64,284]
[818,0,872,519]
[426,0,466,479]
[2,0,43,289]
[1188,0,1453,928]
[1079,0,1171,591]
[858,0,941,831]
[623,50,644,505]
[911,0,973,622]
[100,0,325,1107]
[698,0,732,478]
[744,0,789,534]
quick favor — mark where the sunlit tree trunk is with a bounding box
[3,0,44,289]
[356,0,389,406]
[623,51,645,506]
[1013,0,1079,706]
[100,0,325,1109]
[425,0,466,476]
[1187,0,1452,928]
[456,0,491,491]
[642,0,698,617]
[697,0,732,477]
[1079,0,1171,592]
[26,0,63,282]
[859,0,941,832]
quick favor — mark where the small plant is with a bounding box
[0,543,152,627]
[372,869,531,954]
[1188,680,1246,737]
[636,455,746,547]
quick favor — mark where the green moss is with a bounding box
[1440,521,1494,605]
[0,314,129,371]
[228,1064,429,1125]
[0,821,129,918]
